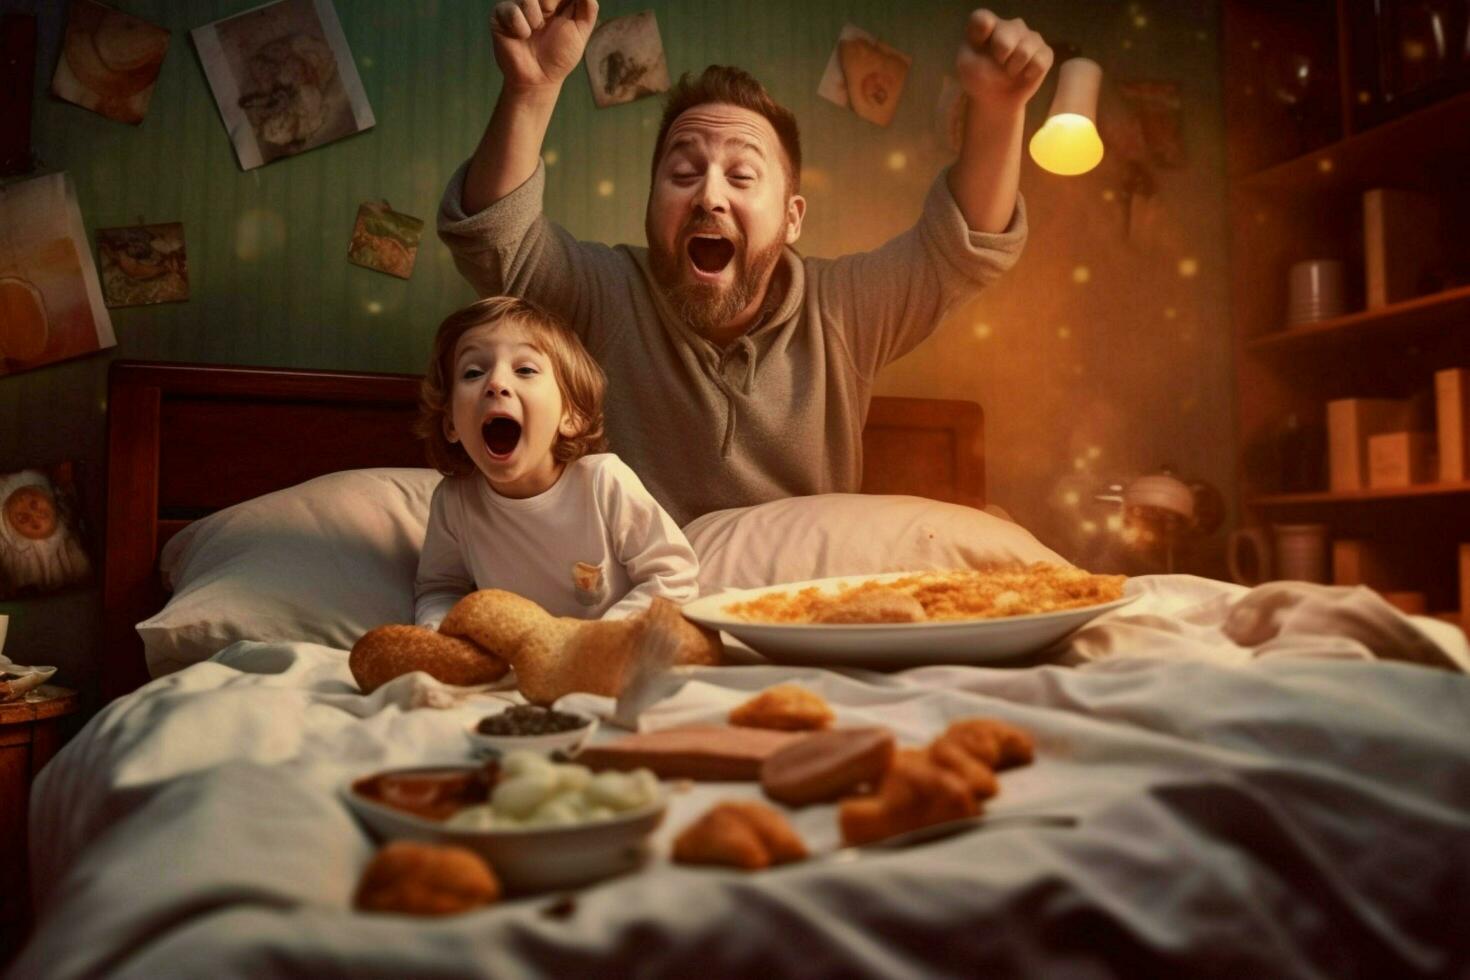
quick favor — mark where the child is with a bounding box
[413,295,700,628]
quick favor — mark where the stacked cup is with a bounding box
[1287,259,1346,326]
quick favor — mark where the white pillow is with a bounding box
[139,478,1061,676]
[137,468,441,677]
[682,494,1066,594]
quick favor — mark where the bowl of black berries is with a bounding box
[467,704,598,756]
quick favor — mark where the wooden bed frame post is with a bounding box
[101,374,162,702]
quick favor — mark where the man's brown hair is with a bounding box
[651,65,802,195]
[416,296,607,477]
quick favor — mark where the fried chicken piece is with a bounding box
[672,800,808,870]
[937,718,1035,771]
[354,841,500,916]
[729,684,835,731]
[838,749,978,847]
[928,736,999,800]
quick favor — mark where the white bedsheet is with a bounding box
[12,575,1470,978]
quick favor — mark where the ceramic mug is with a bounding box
[1227,523,1329,585]
[1287,259,1346,325]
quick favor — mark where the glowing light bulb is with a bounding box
[1029,59,1105,177]
[1030,115,1104,175]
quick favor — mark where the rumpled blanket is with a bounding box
[1063,575,1469,671]
[11,575,1470,979]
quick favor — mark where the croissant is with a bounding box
[350,590,723,705]
[354,841,500,916]
[672,800,807,870]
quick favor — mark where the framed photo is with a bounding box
[1119,80,1185,169]
[0,172,114,378]
[818,24,911,128]
[51,0,170,125]
[347,202,422,280]
[584,11,670,108]
[96,222,189,307]
[192,0,374,170]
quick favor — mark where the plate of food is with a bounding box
[344,753,666,893]
[681,564,1138,667]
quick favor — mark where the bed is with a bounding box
[12,360,1470,979]
[96,360,987,701]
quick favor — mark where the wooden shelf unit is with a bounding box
[1252,480,1470,507]
[1245,284,1470,356]
[1225,2,1470,613]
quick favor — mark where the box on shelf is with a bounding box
[1363,188,1443,309]
[1332,539,1392,589]
[1436,368,1470,483]
[1327,398,1416,491]
[1367,431,1436,488]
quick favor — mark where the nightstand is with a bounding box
[0,685,80,965]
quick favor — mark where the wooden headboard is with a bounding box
[101,360,985,701]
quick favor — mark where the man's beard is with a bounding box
[647,221,785,340]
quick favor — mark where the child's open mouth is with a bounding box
[687,235,735,277]
[482,417,521,459]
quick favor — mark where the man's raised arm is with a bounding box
[947,9,1052,234]
[461,0,599,214]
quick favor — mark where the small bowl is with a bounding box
[342,764,665,893]
[467,709,599,757]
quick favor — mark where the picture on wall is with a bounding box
[818,24,911,128]
[51,0,170,126]
[0,172,115,378]
[0,462,92,600]
[347,201,423,280]
[584,11,670,108]
[1119,80,1186,169]
[192,0,374,170]
[96,222,189,307]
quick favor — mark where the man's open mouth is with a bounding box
[482,417,521,458]
[687,235,735,275]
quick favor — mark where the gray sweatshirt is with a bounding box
[437,160,1027,526]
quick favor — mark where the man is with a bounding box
[439,0,1052,525]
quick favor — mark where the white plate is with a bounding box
[343,765,666,893]
[683,572,1141,668]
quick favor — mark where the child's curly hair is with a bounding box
[416,296,607,477]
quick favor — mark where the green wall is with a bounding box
[0,0,1229,710]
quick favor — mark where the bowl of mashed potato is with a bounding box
[344,752,666,892]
